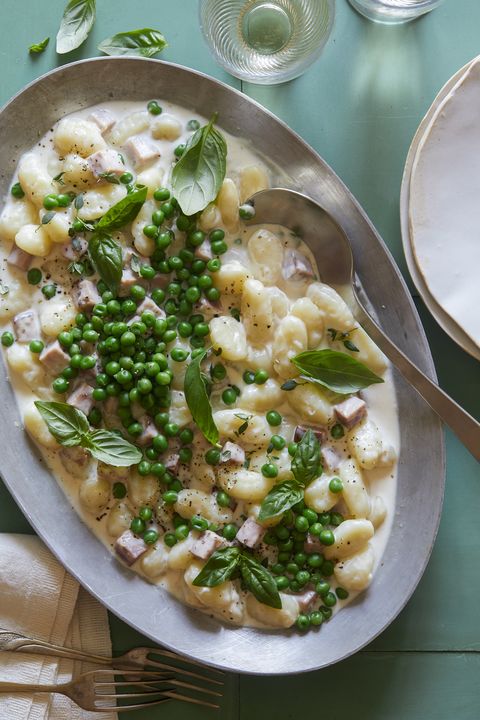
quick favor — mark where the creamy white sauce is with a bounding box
[0,100,399,630]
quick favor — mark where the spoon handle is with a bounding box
[357,307,480,462]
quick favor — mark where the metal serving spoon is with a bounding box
[245,188,480,462]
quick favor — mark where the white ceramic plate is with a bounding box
[400,57,480,361]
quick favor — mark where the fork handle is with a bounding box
[0,681,68,694]
[0,628,111,665]
[358,306,480,461]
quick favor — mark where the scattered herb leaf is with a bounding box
[42,211,55,224]
[258,480,304,522]
[97,185,147,232]
[292,349,384,394]
[56,0,96,54]
[192,546,241,587]
[29,37,50,54]
[88,232,123,294]
[184,350,219,446]
[98,28,167,58]
[240,555,281,609]
[291,429,321,487]
[98,172,121,185]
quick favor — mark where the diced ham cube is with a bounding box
[282,250,315,282]
[191,530,227,560]
[220,441,245,465]
[73,280,102,311]
[194,240,213,261]
[294,590,317,613]
[236,517,265,548]
[136,421,157,447]
[13,310,41,342]
[194,296,221,319]
[304,533,324,555]
[60,445,90,470]
[61,237,88,261]
[294,425,327,444]
[118,268,143,297]
[164,453,180,474]
[321,445,341,472]
[39,340,70,374]
[150,274,170,290]
[67,382,94,415]
[88,108,116,134]
[334,396,367,429]
[115,530,148,566]
[7,246,33,271]
[136,297,166,319]
[124,136,160,168]
[88,149,125,178]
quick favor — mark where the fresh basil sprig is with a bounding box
[193,547,281,609]
[96,185,147,232]
[291,428,322,487]
[192,546,240,588]
[98,28,167,58]
[184,350,219,446]
[258,480,304,522]
[258,430,321,522]
[88,232,123,295]
[56,0,96,54]
[29,37,50,54]
[291,349,384,394]
[241,554,281,609]
[172,114,227,216]
[35,401,141,467]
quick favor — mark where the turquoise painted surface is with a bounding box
[0,1,479,718]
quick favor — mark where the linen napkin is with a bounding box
[0,533,117,720]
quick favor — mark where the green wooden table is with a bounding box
[1,1,479,717]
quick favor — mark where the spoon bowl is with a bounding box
[246,188,480,462]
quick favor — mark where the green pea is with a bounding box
[80,355,96,370]
[266,410,282,426]
[209,229,225,243]
[184,286,200,303]
[278,538,293,552]
[88,407,102,426]
[151,462,166,478]
[193,322,209,337]
[318,512,331,526]
[11,182,25,198]
[27,267,42,285]
[329,477,343,494]
[294,515,309,533]
[92,388,106,402]
[187,119,200,131]
[144,529,159,545]
[206,287,220,302]
[294,552,307,566]
[324,592,337,608]
[176,214,190,232]
[43,193,58,210]
[211,239,228,255]
[52,377,69,393]
[164,532,177,547]
[179,428,194,445]
[130,517,146,535]
[278,551,290,564]
[179,447,192,464]
[163,490,178,505]
[310,611,324,627]
[120,171,133,185]
[174,144,185,158]
[170,479,183,492]
[137,460,152,476]
[287,441,298,456]
[61,367,78,380]
[321,560,335,577]
[330,512,344,527]
[275,525,290,540]
[163,329,177,344]
[205,448,221,466]
[261,463,278,478]
[207,258,221,273]
[222,388,237,405]
[271,563,285,575]
[164,422,179,437]
[216,490,230,507]
[140,265,156,280]
[254,369,269,384]
[121,299,137,316]
[130,285,146,302]
[56,193,72,207]
[316,580,330,597]
[139,506,153,521]
[286,562,299,576]
[330,423,345,439]
[128,422,143,437]
[239,203,255,220]
[211,363,226,381]
[307,553,324,569]
[190,516,208,532]
[112,482,127,499]
[243,370,256,384]
[336,587,349,600]
[275,576,290,591]
[41,284,57,300]
[296,614,310,631]
[154,187,170,202]
[319,529,335,546]
[147,100,162,115]
[296,570,310,586]
[161,201,174,219]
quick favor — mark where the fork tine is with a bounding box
[164,677,222,697]
[96,692,220,712]
[143,657,224,686]
[148,649,225,675]
[96,676,221,697]
[162,690,221,709]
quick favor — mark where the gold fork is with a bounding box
[0,669,221,712]
[0,628,223,687]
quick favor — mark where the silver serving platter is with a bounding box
[0,58,444,675]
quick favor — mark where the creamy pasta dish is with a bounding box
[0,100,398,631]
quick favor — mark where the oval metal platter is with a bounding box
[0,58,444,675]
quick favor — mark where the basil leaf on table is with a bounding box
[88,232,123,294]
[193,547,241,588]
[172,115,227,216]
[291,429,321,488]
[291,349,384,394]
[258,480,304,522]
[240,555,281,609]
[29,37,49,54]
[34,401,89,446]
[98,28,167,58]
[184,350,219,446]
[82,430,142,467]
[96,185,147,232]
[56,0,96,54]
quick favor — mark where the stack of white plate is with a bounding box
[401,56,480,361]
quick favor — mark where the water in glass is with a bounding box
[348,0,444,24]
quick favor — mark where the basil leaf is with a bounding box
[258,480,304,522]
[34,401,89,447]
[98,28,167,58]
[56,0,96,54]
[98,172,120,185]
[74,194,84,210]
[82,429,142,467]
[192,546,241,587]
[42,211,55,225]
[88,233,122,294]
[97,185,147,232]
[29,37,49,54]
[291,429,321,488]
[292,349,384,394]
[184,350,219,446]
[172,115,227,216]
[240,555,281,609]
